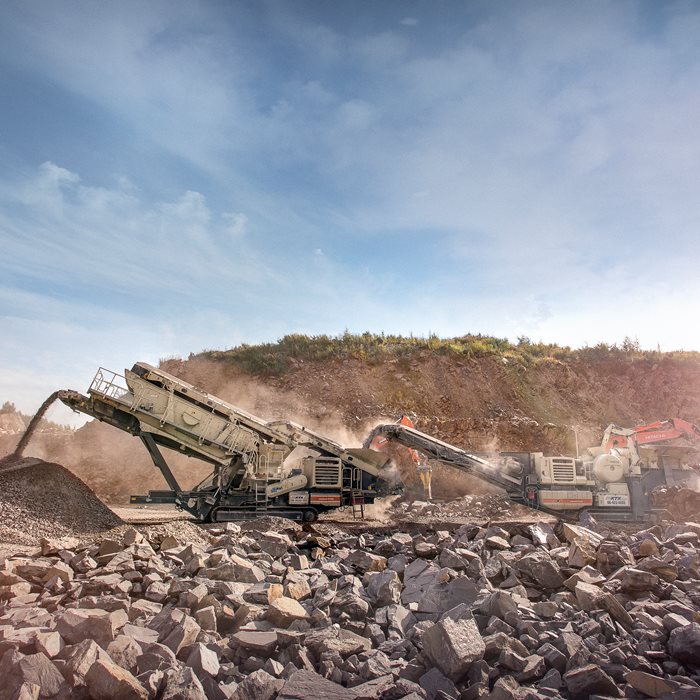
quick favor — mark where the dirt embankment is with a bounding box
[3,350,700,503]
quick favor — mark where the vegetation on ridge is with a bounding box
[193,332,700,377]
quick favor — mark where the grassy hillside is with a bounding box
[198,332,700,376]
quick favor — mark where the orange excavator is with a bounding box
[602,418,700,453]
[600,419,700,474]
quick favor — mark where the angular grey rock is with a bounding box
[668,622,700,665]
[596,541,635,575]
[515,551,564,589]
[330,588,370,620]
[344,550,387,573]
[483,632,529,661]
[0,650,67,700]
[439,549,467,570]
[55,608,127,648]
[285,577,312,601]
[257,532,293,558]
[266,597,309,627]
[61,638,107,685]
[485,536,511,550]
[230,630,278,655]
[528,523,559,548]
[194,605,217,632]
[84,657,148,700]
[568,537,596,568]
[539,668,562,689]
[423,576,479,615]
[33,631,64,659]
[203,556,265,583]
[358,650,392,680]
[106,635,142,673]
[419,667,458,700]
[277,670,356,699]
[402,559,442,605]
[515,654,546,682]
[480,590,518,620]
[499,648,528,672]
[537,643,567,673]
[161,666,207,700]
[136,642,178,675]
[563,663,621,699]
[422,615,486,682]
[243,582,284,605]
[122,624,159,646]
[414,541,438,557]
[489,676,521,700]
[625,670,675,698]
[365,569,402,605]
[149,608,201,654]
[303,627,371,658]
[619,567,659,592]
[230,669,283,700]
[186,642,220,679]
[386,604,417,636]
[663,613,690,632]
[8,681,41,700]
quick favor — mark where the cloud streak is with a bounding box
[1,1,700,414]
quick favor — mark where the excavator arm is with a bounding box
[603,418,700,451]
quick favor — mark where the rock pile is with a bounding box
[0,459,123,545]
[0,516,699,699]
[395,494,545,525]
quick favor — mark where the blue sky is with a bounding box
[1,1,700,421]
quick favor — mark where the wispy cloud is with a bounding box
[1,1,700,413]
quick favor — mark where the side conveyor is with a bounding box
[363,423,524,493]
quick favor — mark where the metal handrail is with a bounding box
[89,367,129,401]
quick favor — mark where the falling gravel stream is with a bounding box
[11,391,60,459]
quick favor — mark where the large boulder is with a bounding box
[421,616,485,682]
[668,623,700,665]
[515,551,565,589]
[0,650,67,700]
[564,663,621,699]
[365,570,402,606]
[84,657,148,700]
[277,670,356,699]
[266,597,309,628]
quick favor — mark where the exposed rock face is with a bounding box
[0,516,699,699]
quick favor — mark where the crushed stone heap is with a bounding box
[0,515,699,698]
[0,458,123,545]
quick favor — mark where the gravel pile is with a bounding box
[0,457,123,545]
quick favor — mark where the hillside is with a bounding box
[170,334,700,452]
[4,333,700,501]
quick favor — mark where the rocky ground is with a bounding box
[1,467,699,700]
